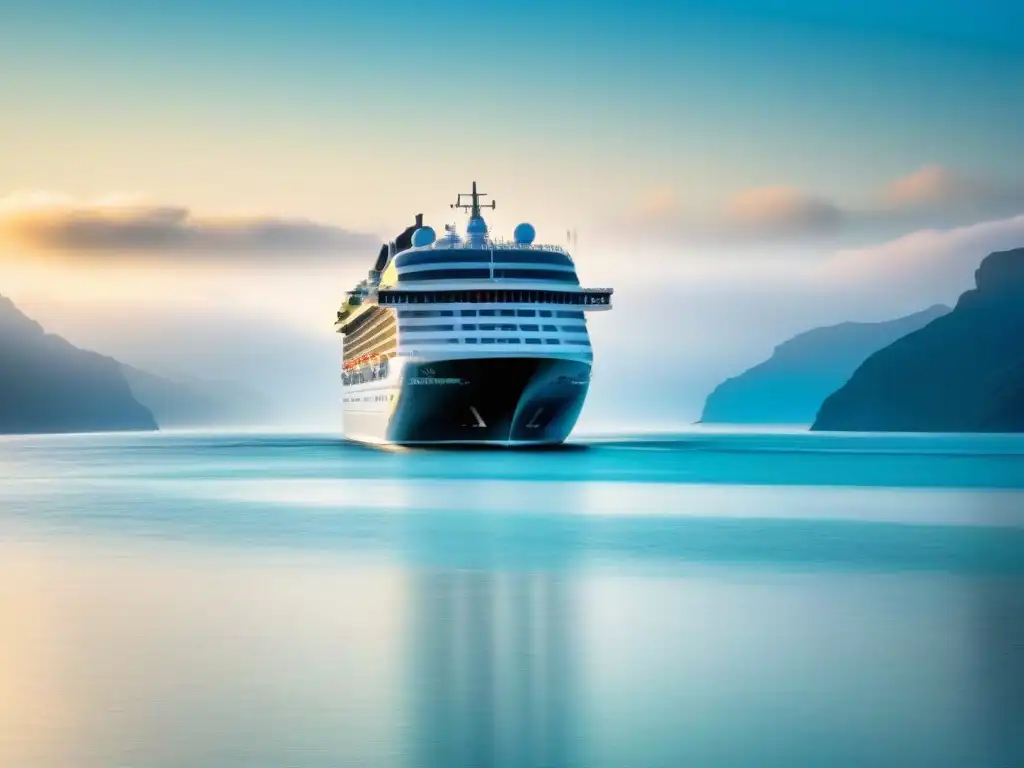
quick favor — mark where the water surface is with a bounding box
[1,430,1022,767]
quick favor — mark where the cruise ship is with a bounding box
[335,183,613,445]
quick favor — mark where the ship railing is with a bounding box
[433,239,570,254]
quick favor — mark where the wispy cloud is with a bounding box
[0,192,379,260]
[616,165,1024,247]
[882,164,968,207]
[723,186,843,237]
[808,212,1024,324]
[881,164,1024,212]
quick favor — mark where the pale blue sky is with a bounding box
[2,0,1022,236]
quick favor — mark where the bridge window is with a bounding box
[396,250,490,267]
[402,324,455,333]
[400,268,491,282]
[399,309,453,318]
[493,268,579,284]
[494,250,574,267]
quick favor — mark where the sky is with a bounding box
[1,0,1023,426]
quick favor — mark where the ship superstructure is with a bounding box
[335,183,613,445]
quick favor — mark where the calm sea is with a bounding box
[1,430,1022,767]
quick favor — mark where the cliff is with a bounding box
[0,295,157,434]
[700,305,950,425]
[812,247,1024,432]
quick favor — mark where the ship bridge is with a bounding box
[392,244,580,285]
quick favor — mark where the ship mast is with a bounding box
[451,181,496,245]
[451,181,496,218]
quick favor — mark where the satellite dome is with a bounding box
[411,226,436,247]
[513,222,536,245]
[466,216,488,236]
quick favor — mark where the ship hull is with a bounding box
[342,356,591,446]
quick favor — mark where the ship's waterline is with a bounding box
[336,183,612,446]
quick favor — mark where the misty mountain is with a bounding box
[121,365,274,429]
[0,295,157,434]
[41,305,345,430]
[700,305,950,425]
[813,247,1024,432]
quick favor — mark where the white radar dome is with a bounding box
[466,216,488,235]
[411,226,436,247]
[513,222,536,244]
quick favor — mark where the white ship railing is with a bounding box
[432,238,570,254]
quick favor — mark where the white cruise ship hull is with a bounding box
[342,355,590,446]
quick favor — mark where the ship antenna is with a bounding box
[451,181,497,217]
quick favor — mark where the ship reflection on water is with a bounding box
[409,570,576,768]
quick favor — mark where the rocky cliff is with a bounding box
[700,305,950,425]
[812,247,1024,432]
[0,295,157,434]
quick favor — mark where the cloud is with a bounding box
[815,212,1024,318]
[628,185,681,222]
[619,184,844,245]
[0,192,379,260]
[881,164,1022,211]
[723,186,843,236]
[615,165,1024,248]
[882,164,966,206]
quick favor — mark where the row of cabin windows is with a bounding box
[401,337,590,346]
[398,268,580,284]
[342,394,395,403]
[340,306,387,336]
[395,249,575,269]
[344,319,397,355]
[344,321,397,358]
[345,314,394,345]
[457,323,587,333]
[402,323,587,334]
[342,311,394,346]
[399,309,584,319]
[378,289,609,306]
[345,339,396,363]
[345,336,395,363]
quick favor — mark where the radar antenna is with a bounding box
[451,181,496,218]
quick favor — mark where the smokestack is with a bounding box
[415,213,423,228]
